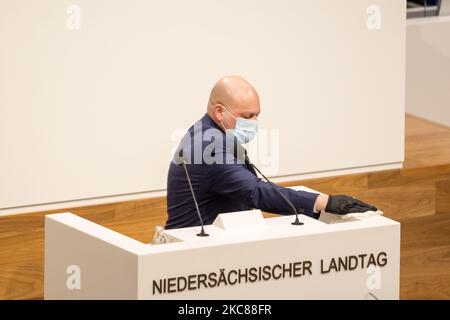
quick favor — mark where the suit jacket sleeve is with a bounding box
[208,162,320,218]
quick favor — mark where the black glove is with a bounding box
[325,195,378,215]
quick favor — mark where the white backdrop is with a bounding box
[406,16,450,127]
[0,0,406,214]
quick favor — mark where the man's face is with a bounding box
[220,99,260,130]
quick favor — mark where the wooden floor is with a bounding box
[404,115,450,169]
[400,212,450,299]
[0,114,449,299]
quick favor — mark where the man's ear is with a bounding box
[214,104,225,122]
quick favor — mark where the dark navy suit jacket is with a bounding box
[165,113,320,229]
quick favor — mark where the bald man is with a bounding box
[165,76,377,229]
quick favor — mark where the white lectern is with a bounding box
[44,186,400,300]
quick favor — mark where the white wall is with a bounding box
[406,16,450,127]
[0,0,406,215]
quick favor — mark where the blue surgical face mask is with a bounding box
[221,106,258,144]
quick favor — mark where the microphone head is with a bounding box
[174,148,188,166]
[233,143,248,165]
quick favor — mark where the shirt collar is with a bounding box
[201,113,224,132]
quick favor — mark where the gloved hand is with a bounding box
[325,195,377,215]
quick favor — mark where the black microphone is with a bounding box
[247,159,304,226]
[178,156,209,237]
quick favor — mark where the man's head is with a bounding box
[207,76,260,132]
